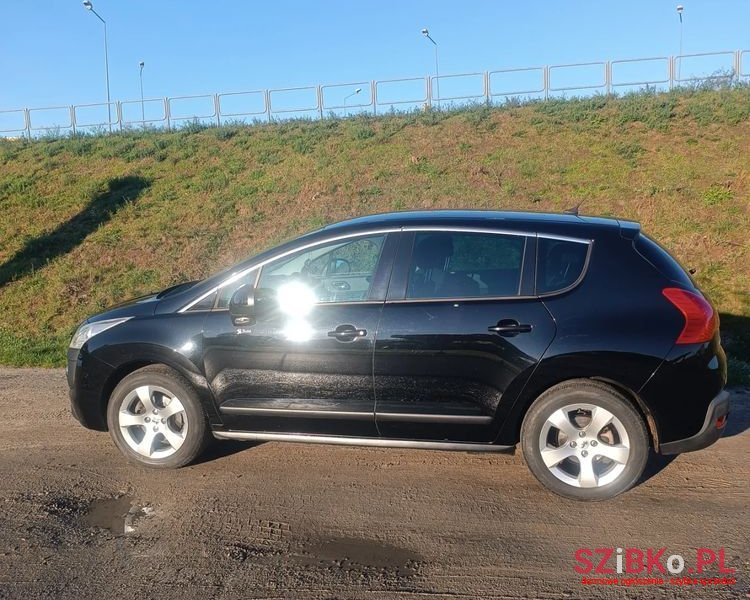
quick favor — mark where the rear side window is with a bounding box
[536,237,589,295]
[406,232,525,299]
[635,233,694,288]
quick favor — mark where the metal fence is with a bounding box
[1,49,747,138]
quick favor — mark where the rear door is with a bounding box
[373,229,557,442]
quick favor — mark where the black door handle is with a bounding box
[327,324,367,342]
[488,319,532,336]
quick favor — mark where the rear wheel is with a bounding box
[106,365,211,469]
[521,380,649,501]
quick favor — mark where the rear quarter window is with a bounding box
[536,237,590,295]
[634,233,694,288]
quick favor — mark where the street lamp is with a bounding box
[344,87,362,110]
[421,28,440,109]
[676,5,684,83]
[139,61,145,126]
[82,0,112,131]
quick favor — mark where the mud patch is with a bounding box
[82,495,133,534]
[224,542,283,562]
[297,536,422,577]
[41,495,87,523]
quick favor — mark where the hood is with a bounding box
[85,280,200,324]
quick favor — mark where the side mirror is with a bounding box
[229,284,255,326]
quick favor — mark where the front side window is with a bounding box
[256,234,386,303]
[406,231,525,299]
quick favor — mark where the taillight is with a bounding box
[662,287,717,344]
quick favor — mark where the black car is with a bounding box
[68,210,728,500]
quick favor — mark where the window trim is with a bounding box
[178,228,400,313]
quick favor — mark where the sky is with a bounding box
[1,0,749,112]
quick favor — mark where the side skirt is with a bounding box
[212,430,514,453]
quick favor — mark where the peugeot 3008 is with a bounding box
[68,211,728,500]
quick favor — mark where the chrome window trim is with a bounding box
[178,228,400,313]
[179,225,593,312]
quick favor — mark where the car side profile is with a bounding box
[68,210,728,500]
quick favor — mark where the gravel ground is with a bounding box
[0,368,747,599]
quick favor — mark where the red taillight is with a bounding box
[662,287,717,344]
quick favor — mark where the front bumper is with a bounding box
[659,390,730,455]
[68,348,114,431]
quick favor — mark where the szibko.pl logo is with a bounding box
[574,547,736,587]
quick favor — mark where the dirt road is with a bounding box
[0,368,747,599]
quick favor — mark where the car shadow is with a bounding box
[0,175,150,287]
[194,440,265,465]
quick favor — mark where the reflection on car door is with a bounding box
[374,230,556,442]
[202,232,398,437]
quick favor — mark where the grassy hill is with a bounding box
[1,87,749,383]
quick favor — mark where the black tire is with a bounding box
[106,365,211,469]
[521,379,649,501]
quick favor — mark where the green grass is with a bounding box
[1,87,749,383]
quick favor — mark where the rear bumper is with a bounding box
[659,390,730,455]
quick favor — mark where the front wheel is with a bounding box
[107,365,211,468]
[521,380,649,501]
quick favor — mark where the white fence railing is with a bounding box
[0,49,747,138]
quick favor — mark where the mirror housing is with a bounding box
[228,284,255,326]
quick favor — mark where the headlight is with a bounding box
[69,317,132,350]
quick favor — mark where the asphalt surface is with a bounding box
[0,368,748,599]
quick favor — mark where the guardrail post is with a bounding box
[669,56,675,90]
[734,50,741,82]
[605,61,612,95]
[70,106,76,136]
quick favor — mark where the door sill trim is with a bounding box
[376,412,492,424]
[219,406,373,420]
[212,431,514,452]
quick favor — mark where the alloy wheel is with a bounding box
[538,403,631,488]
[118,385,188,459]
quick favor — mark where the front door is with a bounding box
[202,232,397,437]
[374,230,556,442]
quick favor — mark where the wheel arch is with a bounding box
[495,357,661,450]
[96,354,220,431]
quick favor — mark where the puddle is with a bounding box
[299,536,422,576]
[82,495,134,534]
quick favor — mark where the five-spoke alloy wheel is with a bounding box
[521,380,649,501]
[107,365,210,468]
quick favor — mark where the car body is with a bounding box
[68,210,729,500]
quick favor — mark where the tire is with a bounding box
[521,379,649,501]
[106,365,211,469]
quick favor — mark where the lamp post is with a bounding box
[676,5,684,84]
[421,28,440,109]
[82,0,112,131]
[344,87,362,110]
[139,61,145,125]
